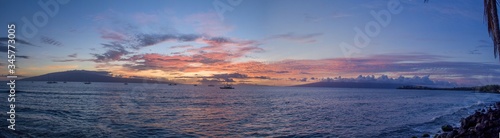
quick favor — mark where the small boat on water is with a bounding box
[124,83,128,85]
[63,81,67,83]
[84,82,91,84]
[220,84,234,89]
[208,84,215,87]
[194,84,198,86]
[47,81,57,84]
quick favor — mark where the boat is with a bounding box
[84,82,91,84]
[63,81,67,83]
[220,84,234,89]
[47,81,57,84]
[194,84,198,86]
[124,83,128,85]
[208,84,215,87]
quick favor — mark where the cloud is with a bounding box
[266,32,323,43]
[53,59,94,62]
[92,32,263,72]
[0,46,15,52]
[83,9,497,86]
[89,10,261,69]
[40,36,63,46]
[17,55,29,59]
[0,37,35,46]
[188,73,271,84]
[123,53,496,86]
[420,2,481,21]
[129,33,202,49]
[262,54,500,85]
[68,53,78,58]
[92,42,131,62]
[320,74,456,87]
[185,12,233,36]
[99,29,129,41]
[476,40,493,48]
[170,45,194,49]
[0,46,28,58]
[212,73,249,79]
[304,11,352,23]
[197,78,224,83]
[97,31,204,50]
[275,71,289,74]
[0,37,36,58]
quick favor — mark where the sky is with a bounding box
[0,0,499,86]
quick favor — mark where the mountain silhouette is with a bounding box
[294,82,409,89]
[20,70,173,83]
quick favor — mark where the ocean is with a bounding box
[1,82,499,138]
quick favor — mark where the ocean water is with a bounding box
[1,82,500,138]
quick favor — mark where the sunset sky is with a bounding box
[1,0,499,86]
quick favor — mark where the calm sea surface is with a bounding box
[1,82,499,137]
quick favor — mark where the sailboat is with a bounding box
[219,83,234,89]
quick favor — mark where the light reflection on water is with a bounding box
[1,82,499,137]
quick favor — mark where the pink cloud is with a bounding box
[99,29,128,41]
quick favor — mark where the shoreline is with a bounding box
[398,85,500,94]
[422,102,500,138]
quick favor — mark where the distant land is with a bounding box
[294,82,412,89]
[20,70,174,84]
[398,85,500,93]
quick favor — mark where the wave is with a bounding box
[376,100,497,137]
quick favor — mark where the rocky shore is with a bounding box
[433,102,500,138]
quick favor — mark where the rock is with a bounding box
[435,102,500,138]
[422,133,430,137]
[436,132,447,138]
[445,130,457,138]
[474,123,485,132]
[441,125,453,132]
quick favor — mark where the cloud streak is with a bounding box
[40,36,64,47]
[266,32,323,43]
